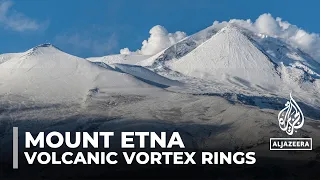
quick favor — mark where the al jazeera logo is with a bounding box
[270,93,312,150]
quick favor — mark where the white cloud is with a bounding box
[120,25,187,55]
[0,0,45,31]
[255,13,281,35]
[212,13,320,62]
[119,14,320,62]
[120,47,131,55]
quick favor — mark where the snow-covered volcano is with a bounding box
[170,25,282,90]
[1,21,319,110]
[0,44,160,104]
[130,24,320,108]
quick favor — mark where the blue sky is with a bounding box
[0,0,319,57]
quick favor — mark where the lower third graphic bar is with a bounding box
[13,127,18,169]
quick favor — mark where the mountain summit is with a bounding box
[170,25,281,90]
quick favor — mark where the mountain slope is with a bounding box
[113,63,183,88]
[0,44,158,104]
[0,52,23,64]
[87,54,151,65]
[137,25,218,67]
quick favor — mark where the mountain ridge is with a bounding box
[1,23,319,108]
